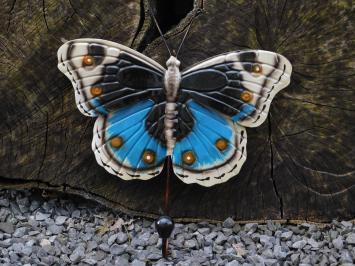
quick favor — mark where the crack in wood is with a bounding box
[268,116,284,219]
[42,0,50,31]
[36,111,49,179]
[281,94,355,112]
[130,0,146,49]
[6,0,17,32]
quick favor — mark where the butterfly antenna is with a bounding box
[147,0,172,56]
[176,4,203,57]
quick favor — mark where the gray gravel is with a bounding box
[0,189,354,265]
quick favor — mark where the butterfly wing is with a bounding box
[57,39,167,180]
[172,100,247,187]
[172,50,292,186]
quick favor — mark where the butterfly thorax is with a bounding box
[164,56,181,155]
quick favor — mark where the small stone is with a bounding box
[21,246,32,256]
[131,259,145,266]
[28,230,40,236]
[332,236,344,249]
[0,208,10,222]
[307,237,320,249]
[291,253,300,264]
[223,217,236,228]
[273,245,287,259]
[35,212,50,221]
[10,252,19,263]
[55,216,67,225]
[213,244,224,254]
[40,239,51,247]
[184,239,197,249]
[148,233,159,245]
[82,258,97,265]
[60,254,72,264]
[147,252,162,260]
[0,238,12,248]
[0,222,15,234]
[197,227,210,235]
[249,254,265,265]
[110,243,125,255]
[107,234,117,245]
[330,230,338,239]
[114,256,129,266]
[99,242,110,252]
[292,240,307,249]
[26,239,35,247]
[346,233,355,244]
[226,261,240,266]
[0,199,9,207]
[116,232,128,244]
[92,250,107,261]
[232,242,246,257]
[205,231,218,244]
[48,224,63,235]
[187,223,198,232]
[131,237,147,247]
[261,248,274,258]
[281,231,293,241]
[142,219,151,228]
[233,224,241,234]
[266,220,277,231]
[71,210,80,218]
[259,235,272,247]
[13,226,27,237]
[222,228,233,236]
[341,221,353,228]
[139,231,150,242]
[339,250,353,263]
[70,245,85,263]
[215,232,228,245]
[244,223,258,233]
[86,240,98,252]
[12,242,24,253]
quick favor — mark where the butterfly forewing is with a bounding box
[181,50,292,127]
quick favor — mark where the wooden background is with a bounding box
[0,0,354,222]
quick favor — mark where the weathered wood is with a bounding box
[0,0,354,222]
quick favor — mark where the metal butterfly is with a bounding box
[57,38,292,187]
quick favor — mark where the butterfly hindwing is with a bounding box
[58,39,167,179]
[92,100,167,179]
[172,100,247,187]
[170,50,292,186]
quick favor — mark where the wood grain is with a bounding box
[0,0,354,222]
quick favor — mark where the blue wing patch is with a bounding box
[172,100,247,186]
[92,100,167,180]
[231,103,255,122]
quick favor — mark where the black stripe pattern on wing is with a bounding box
[85,51,165,112]
[180,62,248,118]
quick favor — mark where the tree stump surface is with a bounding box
[0,0,354,222]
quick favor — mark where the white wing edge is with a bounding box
[92,116,165,181]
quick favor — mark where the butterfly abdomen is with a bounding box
[164,56,181,155]
[164,102,178,155]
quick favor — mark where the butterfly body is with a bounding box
[164,56,181,155]
[58,38,292,187]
